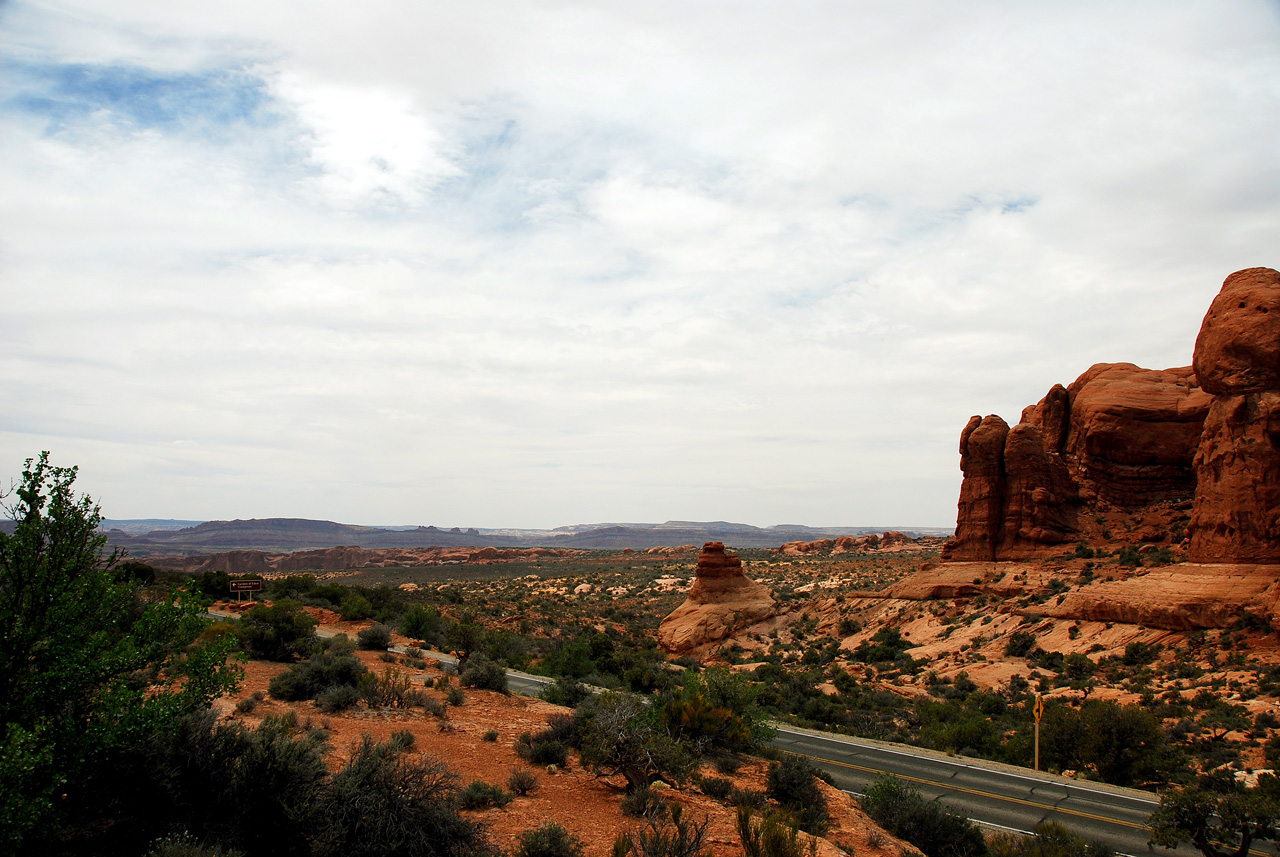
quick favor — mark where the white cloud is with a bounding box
[2,1,1279,528]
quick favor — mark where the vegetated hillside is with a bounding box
[106,516,952,556]
[208,607,905,857]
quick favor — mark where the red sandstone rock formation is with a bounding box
[777,532,924,557]
[944,267,1280,564]
[657,542,778,654]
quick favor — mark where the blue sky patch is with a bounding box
[2,59,273,135]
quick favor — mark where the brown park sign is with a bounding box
[229,580,263,593]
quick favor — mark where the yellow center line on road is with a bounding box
[815,756,1149,831]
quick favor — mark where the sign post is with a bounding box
[229,579,263,603]
[1033,692,1044,771]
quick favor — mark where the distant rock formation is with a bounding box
[944,267,1279,563]
[657,542,778,654]
[777,531,931,556]
[140,545,585,575]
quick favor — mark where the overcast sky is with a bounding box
[2,2,1278,529]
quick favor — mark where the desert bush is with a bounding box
[580,692,693,793]
[400,604,442,643]
[483,729,500,742]
[316,684,360,713]
[700,776,733,800]
[358,668,413,709]
[730,787,767,810]
[542,675,593,707]
[737,807,806,857]
[389,730,415,752]
[460,652,509,694]
[235,696,258,714]
[138,709,329,857]
[766,754,829,835]
[459,780,512,810]
[988,820,1112,857]
[145,832,245,857]
[237,599,319,661]
[508,767,539,796]
[1005,631,1036,658]
[712,754,742,776]
[621,783,666,818]
[860,775,986,857]
[312,735,489,857]
[515,731,570,767]
[514,822,585,857]
[356,623,392,650]
[447,686,466,706]
[268,650,367,702]
[339,593,373,621]
[612,803,710,857]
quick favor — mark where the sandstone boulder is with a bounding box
[657,542,778,654]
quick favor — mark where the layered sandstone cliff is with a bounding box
[944,267,1280,564]
[657,542,778,654]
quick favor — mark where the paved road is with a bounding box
[211,612,1178,855]
[771,726,1173,857]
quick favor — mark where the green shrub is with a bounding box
[542,676,592,707]
[515,732,569,767]
[737,807,805,857]
[508,767,539,796]
[860,775,986,857]
[400,605,441,642]
[612,803,709,857]
[315,684,360,713]
[460,652,509,694]
[988,820,1113,857]
[313,735,489,857]
[1005,631,1036,658]
[268,650,368,702]
[765,754,829,835]
[356,624,392,651]
[237,599,319,661]
[730,787,767,809]
[459,780,512,810]
[358,668,413,709]
[621,783,666,818]
[514,822,585,857]
[446,686,465,706]
[700,776,734,800]
[339,594,373,621]
[483,729,499,742]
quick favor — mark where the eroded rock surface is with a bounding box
[943,268,1280,562]
[657,542,778,654]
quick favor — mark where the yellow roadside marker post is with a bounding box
[1033,692,1044,772]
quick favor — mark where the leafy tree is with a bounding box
[1149,776,1280,857]
[0,453,241,853]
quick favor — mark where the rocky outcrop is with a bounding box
[1188,268,1280,562]
[943,268,1280,562]
[777,531,925,557]
[657,542,778,654]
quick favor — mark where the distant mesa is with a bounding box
[657,542,780,655]
[943,267,1280,564]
